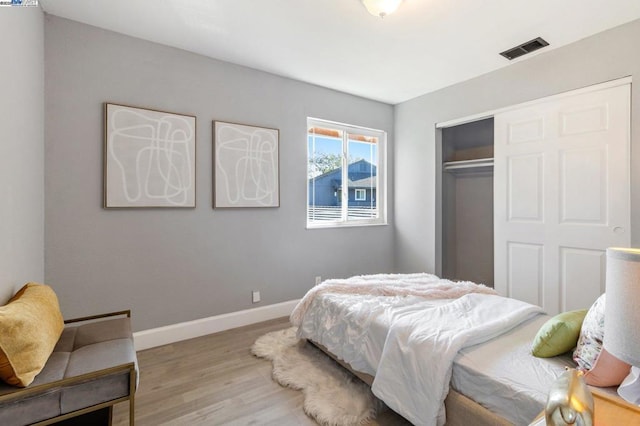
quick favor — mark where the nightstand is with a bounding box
[530,386,640,425]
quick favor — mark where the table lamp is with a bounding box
[603,247,640,405]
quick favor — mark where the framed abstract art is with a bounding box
[213,120,279,208]
[104,103,196,208]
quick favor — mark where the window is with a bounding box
[307,117,386,228]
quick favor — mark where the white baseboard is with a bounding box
[133,299,299,351]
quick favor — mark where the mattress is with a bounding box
[451,314,574,425]
[298,292,574,425]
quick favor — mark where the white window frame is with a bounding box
[307,117,387,229]
[355,188,367,201]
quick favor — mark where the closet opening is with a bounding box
[438,117,495,288]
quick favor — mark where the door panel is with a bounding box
[508,242,543,306]
[560,247,605,312]
[508,118,545,144]
[508,154,544,222]
[559,147,607,224]
[495,83,630,314]
[560,104,609,136]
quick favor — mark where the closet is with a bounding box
[441,118,494,288]
[438,78,631,315]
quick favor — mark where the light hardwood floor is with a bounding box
[113,317,410,425]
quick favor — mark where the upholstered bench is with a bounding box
[0,284,137,426]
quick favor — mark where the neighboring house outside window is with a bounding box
[307,117,386,228]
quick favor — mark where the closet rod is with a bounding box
[443,158,494,171]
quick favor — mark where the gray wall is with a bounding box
[442,172,494,286]
[0,7,45,303]
[395,18,640,273]
[44,16,394,331]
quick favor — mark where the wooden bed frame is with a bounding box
[309,340,513,426]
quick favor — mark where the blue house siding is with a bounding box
[309,159,376,207]
[308,172,341,206]
[347,187,377,207]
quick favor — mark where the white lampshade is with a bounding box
[604,247,640,366]
[361,0,403,18]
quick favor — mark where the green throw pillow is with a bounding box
[531,309,588,358]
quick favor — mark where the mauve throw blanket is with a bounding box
[290,273,497,326]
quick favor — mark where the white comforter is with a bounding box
[372,293,543,426]
[291,273,497,326]
[296,280,544,426]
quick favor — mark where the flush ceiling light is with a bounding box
[362,0,403,18]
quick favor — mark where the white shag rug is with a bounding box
[251,327,382,426]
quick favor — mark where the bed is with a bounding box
[291,273,575,426]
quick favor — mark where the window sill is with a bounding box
[306,221,388,230]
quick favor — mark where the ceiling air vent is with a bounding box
[500,37,549,60]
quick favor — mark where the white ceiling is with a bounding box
[39,0,640,104]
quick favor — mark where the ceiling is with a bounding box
[39,0,640,104]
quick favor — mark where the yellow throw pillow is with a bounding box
[532,309,588,358]
[0,283,64,387]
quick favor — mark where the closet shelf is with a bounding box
[443,157,494,171]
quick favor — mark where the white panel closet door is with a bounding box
[494,83,630,315]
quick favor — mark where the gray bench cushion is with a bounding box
[0,317,136,426]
